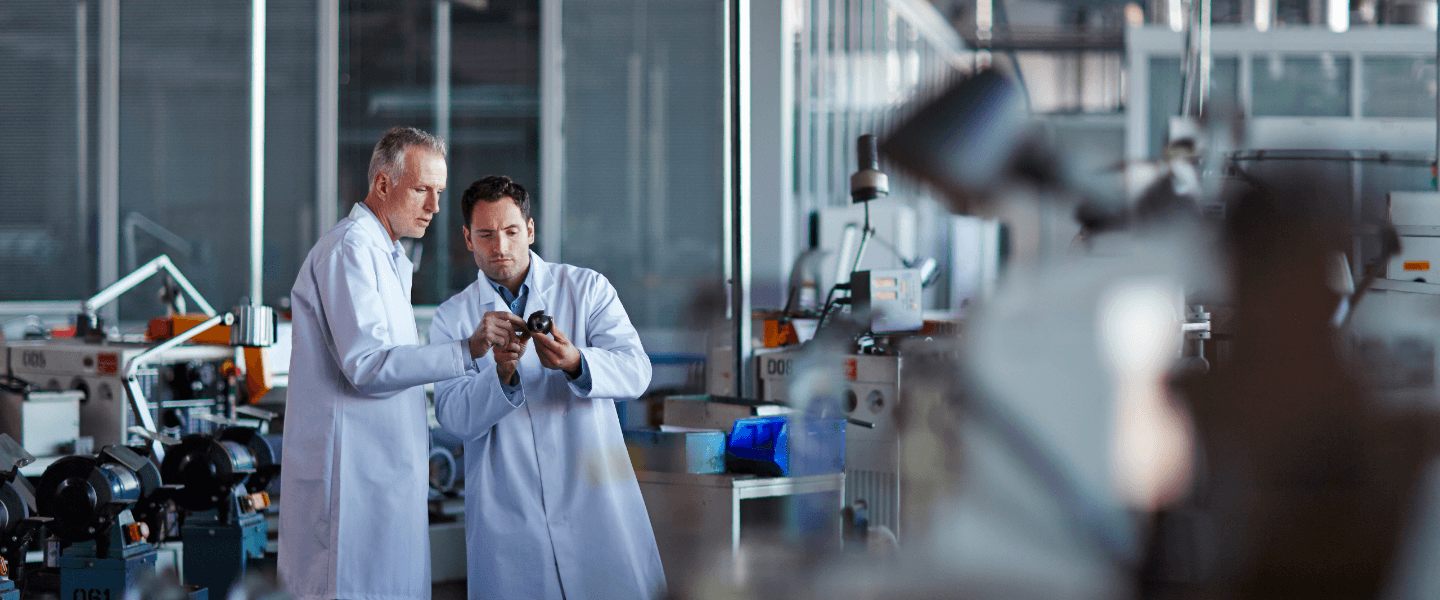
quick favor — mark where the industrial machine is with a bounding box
[1386,191,1440,283]
[757,351,904,537]
[160,426,277,596]
[34,445,195,600]
[0,435,46,600]
[1,255,277,469]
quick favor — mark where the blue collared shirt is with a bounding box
[487,278,590,397]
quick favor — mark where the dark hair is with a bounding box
[461,175,531,227]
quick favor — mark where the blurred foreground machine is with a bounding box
[0,435,46,600]
[35,445,205,600]
[161,426,278,596]
[0,255,277,474]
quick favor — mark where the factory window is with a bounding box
[0,1,93,303]
[1250,53,1352,117]
[339,0,541,306]
[557,0,725,330]
[1362,55,1437,118]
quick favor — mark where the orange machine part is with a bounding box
[123,522,149,544]
[147,314,232,345]
[243,347,273,404]
[242,491,272,512]
[761,319,799,348]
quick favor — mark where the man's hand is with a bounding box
[493,336,528,385]
[532,326,582,377]
[469,311,528,360]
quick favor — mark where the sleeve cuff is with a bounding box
[458,339,476,374]
[499,374,524,406]
[566,354,593,394]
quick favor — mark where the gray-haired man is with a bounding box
[278,127,503,600]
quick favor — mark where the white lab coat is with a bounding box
[279,203,473,600]
[430,252,664,600]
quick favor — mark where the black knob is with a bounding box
[857,134,879,171]
[527,311,553,335]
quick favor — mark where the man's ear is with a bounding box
[463,226,475,251]
[527,218,536,244]
[373,171,390,198]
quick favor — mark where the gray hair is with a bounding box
[367,126,447,191]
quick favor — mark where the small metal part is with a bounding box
[230,304,277,347]
[527,311,553,335]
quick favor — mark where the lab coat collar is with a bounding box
[349,202,405,256]
[477,250,551,316]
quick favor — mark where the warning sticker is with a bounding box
[1405,261,1431,271]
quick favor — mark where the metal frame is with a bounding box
[123,312,229,459]
[250,0,266,306]
[77,1,89,265]
[83,255,217,319]
[727,0,753,397]
[99,0,119,323]
[539,0,564,261]
[1125,25,1440,162]
[1127,24,1439,280]
[433,0,453,300]
[317,0,340,240]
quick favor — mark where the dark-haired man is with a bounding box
[429,175,664,600]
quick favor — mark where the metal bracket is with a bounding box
[81,254,216,326]
[122,312,230,460]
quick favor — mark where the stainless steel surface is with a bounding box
[231,305,277,347]
[250,0,266,307]
[635,470,844,560]
[726,0,753,398]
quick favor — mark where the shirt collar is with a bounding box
[487,278,528,304]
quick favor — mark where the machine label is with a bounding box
[1405,261,1431,271]
[97,353,119,375]
[20,350,45,369]
[764,357,793,377]
[74,589,113,600]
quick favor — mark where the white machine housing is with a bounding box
[1,338,236,451]
[1388,191,1440,283]
[756,351,903,538]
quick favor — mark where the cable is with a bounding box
[850,201,872,276]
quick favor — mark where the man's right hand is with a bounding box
[493,337,527,385]
[468,311,529,360]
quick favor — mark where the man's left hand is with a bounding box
[532,326,582,377]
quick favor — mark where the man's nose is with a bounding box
[424,191,439,214]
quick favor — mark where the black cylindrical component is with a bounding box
[527,311,553,335]
[161,435,257,512]
[850,134,889,203]
[857,134,879,171]
[0,481,28,536]
[37,454,149,543]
